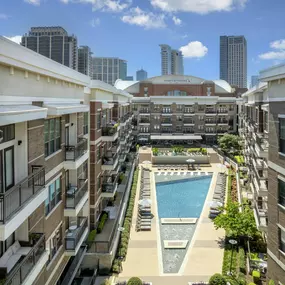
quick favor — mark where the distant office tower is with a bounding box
[126,76,134,81]
[160,44,184,75]
[171,49,184,75]
[78,46,92,77]
[250,75,259,88]
[92,57,127,85]
[21,26,78,70]
[220,35,247,88]
[136,69,148,81]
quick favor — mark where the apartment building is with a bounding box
[258,64,285,285]
[0,37,134,284]
[238,83,269,235]
[116,75,239,145]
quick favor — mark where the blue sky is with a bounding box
[1,0,285,85]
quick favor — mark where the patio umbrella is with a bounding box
[138,199,152,207]
[186,158,195,170]
[142,160,152,164]
[208,201,223,208]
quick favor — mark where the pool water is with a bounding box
[155,175,212,218]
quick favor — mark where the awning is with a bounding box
[151,135,202,140]
[44,104,89,116]
[0,105,47,126]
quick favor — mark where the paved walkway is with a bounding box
[116,164,226,285]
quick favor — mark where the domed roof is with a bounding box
[213,80,232,93]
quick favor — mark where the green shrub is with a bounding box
[248,283,256,285]
[209,274,227,285]
[97,212,108,233]
[252,270,260,283]
[100,278,112,285]
[87,229,97,242]
[269,280,275,285]
[111,259,122,274]
[127,277,143,285]
[152,147,159,156]
[238,247,246,274]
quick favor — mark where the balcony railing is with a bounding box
[217,120,228,124]
[65,217,88,251]
[183,130,194,134]
[102,174,119,193]
[205,109,217,114]
[0,166,45,223]
[65,138,88,161]
[205,120,216,124]
[139,109,150,113]
[217,109,228,114]
[102,153,118,166]
[102,125,118,136]
[139,118,150,123]
[3,233,46,285]
[65,179,88,209]
[161,120,172,124]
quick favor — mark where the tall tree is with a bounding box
[218,134,241,154]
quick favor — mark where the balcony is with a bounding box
[64,179,88,217]
[205,120,216,125]
[139,118,150,124]
[102,153,119,171]
[65,217,88,256]
[161,120,172,125]
[217,109,228,114]
[196,108,205,113]
[0,167,46,241]
[253,204,267,232]
[253,177,268,197]
[111,141,121,153]
[183,130,194,134]
[139,109,150,114]
[205,109,217,114]
[183,119,194,125]
[120,136,127,145]
[2,233,48,285]
[217,120,228,125]
[101,125,118,142]
[101,174,119,198]
[65,138,89,170]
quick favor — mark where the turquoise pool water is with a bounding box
[155,175,212,218]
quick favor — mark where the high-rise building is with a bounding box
[91,57,127,85]
[159,44,184,76]
[250,75,259,88]
[21,26,78,70]
[136,69,148,81]
[220,35,247,88]
[78,46,93,77]
[126,76,134,81]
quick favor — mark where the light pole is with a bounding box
[229,239,238,276]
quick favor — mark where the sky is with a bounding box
[1,0,285,86]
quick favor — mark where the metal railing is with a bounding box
[65,138,88,161]
[102,125,118,136]
[161,120,172,124]
[65,217,88,251]
[102,174,119,193]
[102,153,118,165]
[205,120,216,124]
[65,179,88,209]
[4,233,45,285]
[0,166,45,223]
[139,118,150,123]
[205,109,217,114]
[139,109,150,113]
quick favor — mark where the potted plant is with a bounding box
[152,148,159,156]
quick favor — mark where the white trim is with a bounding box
[28,154,45,164]
[277,223,285,232]
[269,161,285,176]
[44,104,89,116]
[45,149,62,162]
[46,163,63,183]
[278,175,285,183]
[45,200,63,220]
[46,221,63,243]
[27,124,45,131]
[278,115,285,119]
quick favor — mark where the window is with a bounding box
[96,148,101,162]
[0,125,15,144]
[0,147,15,192]
[44,118,61,157]
[279,228,285,253]
[279,119,285,154]
[83,113,88,135]
[96,113,101,129]
[47,226,62,264]
[278,179,285,206]
[45,177,62,216]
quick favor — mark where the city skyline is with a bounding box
[1,0,285,84]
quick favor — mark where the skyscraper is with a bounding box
[78,46,93,77]
[91,57,127,85]
[126,76,134,81]
[250,75,259,88]
[21,26,78,70]
[136,69,148,81]
[160,44,184,75]
[220,35,247,88]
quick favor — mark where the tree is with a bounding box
[218,134,241,154]
[209,273,227,285]
[213,202,258,238]
[127,277,143,285]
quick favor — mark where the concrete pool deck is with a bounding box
[116,163,226,285]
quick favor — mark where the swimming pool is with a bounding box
[155,175,212,218]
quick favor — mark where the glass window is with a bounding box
[0,125,15,145]
[279,179,285,206]
[45,118,61,157]
[97,114,101,129]
[83,113,88,135]
[47,225,62,264]
[4,147,14,190]
[45,177,62,216]
[279,119,285,154]
[279,228,285,252]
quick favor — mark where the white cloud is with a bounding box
[172,15,182,26]
[179,41,208,58]
[270,39,285,50]
[60,0,131,12]
[4,36,22,44]
[181,34,188,39]
[259,39,285,60]
[90,18,100,27]
[150,0,248,14]
[24,0,41,5]
[259,51,285,60]
[0,14,9,19]
[121,7,166,29]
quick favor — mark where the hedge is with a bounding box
[112,168,139,273]
[97,212,108,233]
